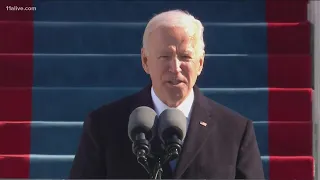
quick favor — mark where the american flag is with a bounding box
[200,121,207,127]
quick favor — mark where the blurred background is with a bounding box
[0,0,319,179]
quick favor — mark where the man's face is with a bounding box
[141,26,204,107]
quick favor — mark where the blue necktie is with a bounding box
[170,159,177,171]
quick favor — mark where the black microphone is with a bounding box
[158,108,187,164]
[128,106,157,177]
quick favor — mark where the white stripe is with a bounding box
[30,154,74,160]
[32,121,83,126]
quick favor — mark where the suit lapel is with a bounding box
[173,86,216,178]
[131,83,155,110]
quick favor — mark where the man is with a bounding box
[69,10,265,179]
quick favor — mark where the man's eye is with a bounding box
[181,55,192,61]
[159,56,170,59]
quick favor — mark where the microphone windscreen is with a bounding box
[158,108,187,143]
[128,106,157,141]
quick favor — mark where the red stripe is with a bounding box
[266,0,312,179]
[0,0,34,178]
[0,155,30,178]
[269,156,314,180]
[268,55,312,88]
[267,22,310,55]
[268,88,312,122]
[265,0,309,23]
[268,121,312,156]
[0,89,32,121]
[0,55,33,87]
[0,122,31,178]
[0,122,31,154]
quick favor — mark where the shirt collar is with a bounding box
[151,86,194,119]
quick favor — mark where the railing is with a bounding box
[308,1,320,179]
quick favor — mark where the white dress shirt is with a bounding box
[151,86,194,128]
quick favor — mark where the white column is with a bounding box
[308,1,320,179]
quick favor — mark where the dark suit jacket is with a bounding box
[69,84,265,179]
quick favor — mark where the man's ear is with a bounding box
[197,50,205,76]
[141,48,150,74]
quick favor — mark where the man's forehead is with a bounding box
[148,26,198,53]
[152,25,196,38]
[159,46,196,53]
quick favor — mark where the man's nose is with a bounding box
[168,58,182,73]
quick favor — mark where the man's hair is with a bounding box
[142,9,205,55]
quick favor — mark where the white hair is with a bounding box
[142,9,205,55]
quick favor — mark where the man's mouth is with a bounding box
[168,79,184,85]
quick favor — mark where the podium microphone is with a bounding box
[128,106,157,178]
[155,108,187,178]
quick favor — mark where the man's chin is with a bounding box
[164,86,189,105]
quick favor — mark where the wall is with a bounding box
[308,1,320,179]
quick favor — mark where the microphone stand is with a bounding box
[132,133,153,178]
[136,148,153,178]
[133,135,182,179]
[151,135,182,179]
[152,157,163,179]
